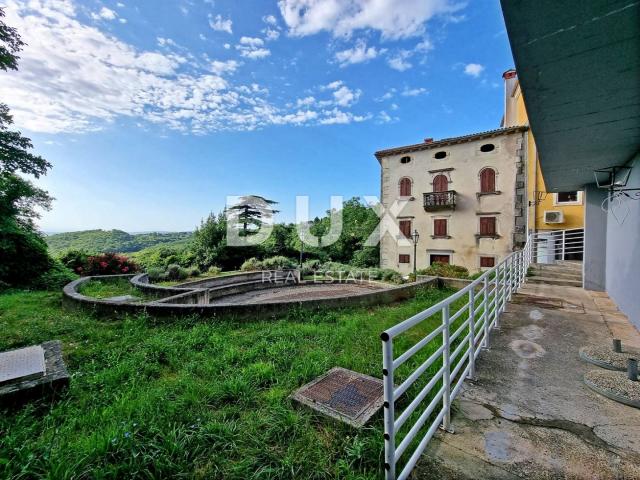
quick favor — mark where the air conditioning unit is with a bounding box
[544,210,564,224]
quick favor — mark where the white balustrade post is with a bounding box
[562,230,566,261]
[442,304,452,432]
[382,334,395,480]
[483,275,490,348]
[468,287,476,379]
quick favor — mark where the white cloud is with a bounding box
[401,87,427,96]
[332,85,361,106]
[296,96,316,107]
[263,14,278,25]
[210,60,240,75]
[236,37,271,59]
[387,51,412,71]
[334,40,379,67]
[464,63,484,77]
[320,108,370,125]
[91,7,117,21]
[264,28,280,41]
[323,80,344,90]
[208,13,233,34]
[375,88,396,101]
[223,43,231,49]
[3,0,367,134]
[278,0,461,40]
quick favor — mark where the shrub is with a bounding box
[84,253,138,276]
[350,247,380,268]
[300,259,320,276]
[58,249,90,275]
[208,266,222,276]
[34,259,78,290]
[147,267,165,282]
[380,268,404,284]
[165,264,189,281]
[241,257,264,271]
[261,256,297,270]
[188,266,201,277]
[416,262,469,279]
[0,227,52,288]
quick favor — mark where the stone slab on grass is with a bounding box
[0,341,69,406]
[291,367,384,428]
[0,345,46,386]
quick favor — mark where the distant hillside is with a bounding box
[46,229,193,255]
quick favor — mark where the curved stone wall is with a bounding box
[63,270,438,320]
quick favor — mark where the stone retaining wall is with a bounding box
[63,273,439,320]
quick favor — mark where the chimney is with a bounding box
[502,69,518,127]
[424,137,434,143]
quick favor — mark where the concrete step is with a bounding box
[531,262,582,272]
[526,276,582,287]
[528,270,582,281]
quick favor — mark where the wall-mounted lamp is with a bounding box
[595,165,639,225]
[594,166,633,190]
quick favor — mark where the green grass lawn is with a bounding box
[78,278,142,299]
[0,285,473,479]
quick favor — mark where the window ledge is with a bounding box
[475,234,501,239]
[431,235,452,239]
[476,191,502,199]
[398,196,415,201]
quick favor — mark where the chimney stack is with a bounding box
[502,69,518,127]
[424,137,434,143]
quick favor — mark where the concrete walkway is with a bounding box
[416,281,640,479]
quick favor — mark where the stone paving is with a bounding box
[416,280,640,479]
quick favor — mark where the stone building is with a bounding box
[375,125,528,275]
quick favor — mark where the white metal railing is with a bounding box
[530,228,584,263]
[381,235,535,480]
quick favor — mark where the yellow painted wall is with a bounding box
[513,84,585,231]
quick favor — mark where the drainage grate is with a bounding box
[291,367,384,427]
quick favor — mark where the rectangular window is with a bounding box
[430,254,450,265]
[433,218,448,237]
[479,217,496,236]
[556,191,579,203]
[399,219,412,238]
[399,254,411,264]
[480,256,495,268]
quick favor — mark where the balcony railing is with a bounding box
[423,191,456,211]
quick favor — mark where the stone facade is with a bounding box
[376,126,529,275]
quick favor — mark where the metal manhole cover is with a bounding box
[0,346,46,386]
[291,367,384,427]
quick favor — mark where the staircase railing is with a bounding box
[530,228,584,263]
[380,235,534,480]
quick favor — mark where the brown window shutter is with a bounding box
[399,254,410,264]
[480,169,495,193]
[434,219,447,237]
[400,178,412,196]
[399,220,411,238]
[480,217,496,236]
[433,174,448,193]
[480,256,495,268]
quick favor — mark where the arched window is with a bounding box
[480,168,496,193]
[399,177,412,196]
[433,174,448,193]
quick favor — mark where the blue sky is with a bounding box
[3,0,514,232]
